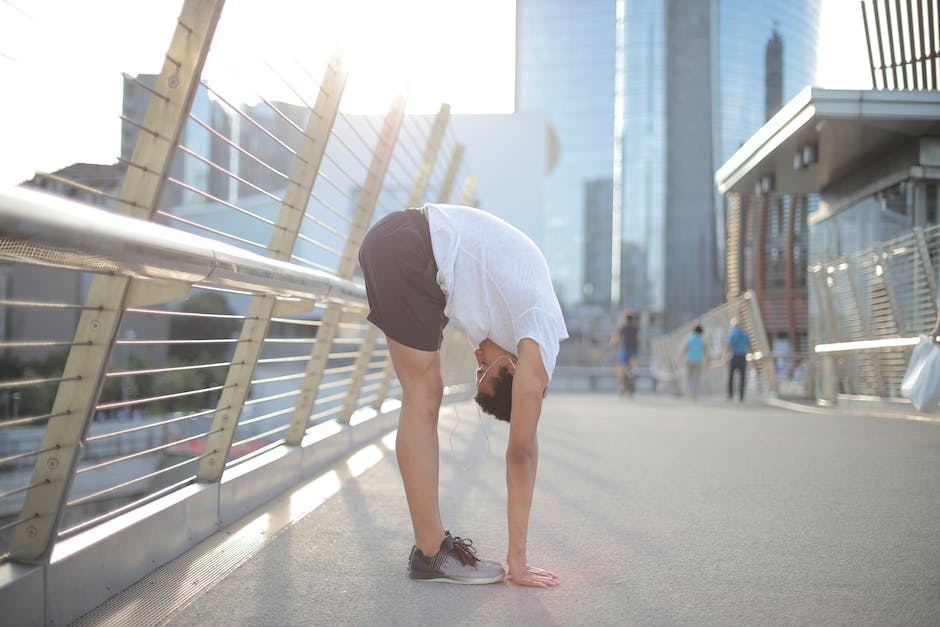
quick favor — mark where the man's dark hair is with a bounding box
[474,368,513,422]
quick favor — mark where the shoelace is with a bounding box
[449,534,480,566]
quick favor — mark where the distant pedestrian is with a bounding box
[679,323,705,398]
[725,318,751,401]
[610,310,640,396]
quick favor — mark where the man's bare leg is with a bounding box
[617,364,628,394]
[386,338,445,556]
[626,356,637,395]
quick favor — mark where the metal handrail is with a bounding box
[815,337,920,353]
[648,290,777,397]
[0,186,367,309]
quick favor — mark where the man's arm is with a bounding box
[505,339,559,587]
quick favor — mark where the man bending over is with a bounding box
[358,204,568,587]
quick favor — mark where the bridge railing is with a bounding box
[809,224,940,408]
[0,187,479,627]
[649,290,779,398]
[0,2,477,623]
[651,222,940,409]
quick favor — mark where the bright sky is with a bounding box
[0,0,869,187]
[817,0,873,88]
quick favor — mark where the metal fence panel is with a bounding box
[0,0,477,565]
[811,224,940,404]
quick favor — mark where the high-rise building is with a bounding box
[516,1,821,330]
[765,28,784,120]
[515,1,617,306]
[582,177,614,306]
[617,0,820,330]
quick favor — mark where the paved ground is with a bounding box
[160,392,940,626]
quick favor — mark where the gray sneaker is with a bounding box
[408,532,505,584]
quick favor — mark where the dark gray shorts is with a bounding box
[357,209,448,351]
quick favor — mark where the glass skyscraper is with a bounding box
[619,1,666,313]
[619,0,821,329]
[515,1,617,306]
[516,0,820,329]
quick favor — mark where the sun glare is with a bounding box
[329,0,516,113]
[203,0,515,114]
[816,0,873,89]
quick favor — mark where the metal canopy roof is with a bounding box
[715,87,940,196]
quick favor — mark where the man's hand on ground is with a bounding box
[506,559,560,588]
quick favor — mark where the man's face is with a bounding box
[474,340,516,397]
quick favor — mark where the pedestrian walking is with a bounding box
[725,318,751,401]
[358,204,568,587]
[610,310,640,396]
[679,324,705,398]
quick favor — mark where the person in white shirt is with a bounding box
[358,204,568,587]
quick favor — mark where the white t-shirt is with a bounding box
[425,204,568,380]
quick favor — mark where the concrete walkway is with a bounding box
[115,392,940,626]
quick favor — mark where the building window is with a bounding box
[880,182,909,216]
[771,198,779,237]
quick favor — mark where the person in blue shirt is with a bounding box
[679,323,706,399]
[725,318,751,401]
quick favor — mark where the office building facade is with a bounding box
[516,0,821,332]
[620,0,821,330]
[515,0,617,306]
[582,177,615,306]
